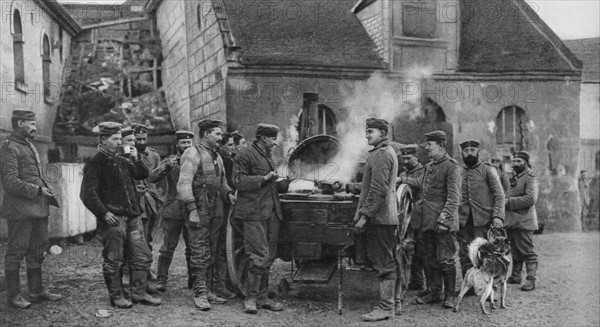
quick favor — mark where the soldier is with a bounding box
[398,144,426,293]
[150,131,194,292]
[131,123,162,251]
[177,119,235,310]
[80,122,162,308]
[232,123,290,314]
[353,118,400,321]
[458,140,505,275]
[231,130,247,154]
[505,151,539,292]
[219,132,236,189]
[414,131,461,309]
[1,109,63,309]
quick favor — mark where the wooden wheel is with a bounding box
[226,208,249,297]
[396,184,414,297]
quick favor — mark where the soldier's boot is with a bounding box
[258,272,283,311]
[156,256,172,292]
[27,268,62,302]
[103,272,132,309]
[361,279,395,321]
[206,269,227,304]
[130,270,162,306]
[521,261,537,292]
[121,266,131,299]
[442,269,458,309]
[417,268,443,304]
[6,270,31,309]
[408,256,425,291]
[507,261,523,284]
[213,259,237,299]
[243,271,261,314]
[394,278,403,315]
[192,271,211,311]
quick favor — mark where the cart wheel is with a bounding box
[226,209,249,297]
[396,184,414,296]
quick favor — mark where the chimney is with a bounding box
[301,93,319,140]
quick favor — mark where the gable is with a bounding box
[459,0,582,73]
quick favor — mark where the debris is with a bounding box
[95,309,112,318]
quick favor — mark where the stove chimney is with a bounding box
[301,93,319,140]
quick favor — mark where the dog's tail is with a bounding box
[468,237,489,267]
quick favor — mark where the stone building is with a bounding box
[0,0,80,163]
[147,0,583,231]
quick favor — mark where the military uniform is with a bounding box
[1,110,62,307]
[232,124,290,313]
[413,143,461,306]
[458,155,505,275]
[505,152,539,291]
[177,139,233,306]
[81,122,160,308]
[137,146,162,247]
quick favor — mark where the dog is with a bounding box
[454,228,512,314]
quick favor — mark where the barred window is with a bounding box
[496,106,528,154]
[13,9,25,85]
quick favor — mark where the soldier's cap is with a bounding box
[389,141,404,155]
[197,119,223,134]
[424,130,447,143]
[97,122,123,136]
[231,130,244,143]
[121,127,134,138]
[12,109,36,121]
[513,151,531,165]
[366,118,388,131]
[459,139,480,149]
[176,130,195,140]
[131,123,150,135]
[256,123,280,137]
[400,144,419,156]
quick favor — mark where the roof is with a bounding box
[33,0,81,35]
[564,38,600,83]
[222,0,386,69]
[458,0,582,73]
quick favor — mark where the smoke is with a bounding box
[331,68,433,183]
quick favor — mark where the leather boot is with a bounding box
[243,271,262,314]
[508,261,523,284]
[442,269,457,309]
[6,270,31,309]
[192,270,211,311]
[205,267,226,304]
[394,278,403,315]
[28,268,62,302]
[417,268,443,304]
[103,273,132,309]
[213,259,237,299]
[361,279,394,321]
[156,256,172,292]
[521,261,537,292]
[257,272,284,311]
[130,270,162,306]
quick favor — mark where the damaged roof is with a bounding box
[222,0,386,69]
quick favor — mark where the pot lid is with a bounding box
[287,135,341,181]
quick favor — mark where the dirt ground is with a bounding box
[1,231,598,327]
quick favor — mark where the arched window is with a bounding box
[42,34,51,101]
[496,106,528,154]
[416,97,446,122]
[296,105,337,138]
[13,9,25,85]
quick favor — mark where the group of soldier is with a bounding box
[1,109,539,323]
[354,119,539,322]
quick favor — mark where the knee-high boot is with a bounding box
[521,261,537,291]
